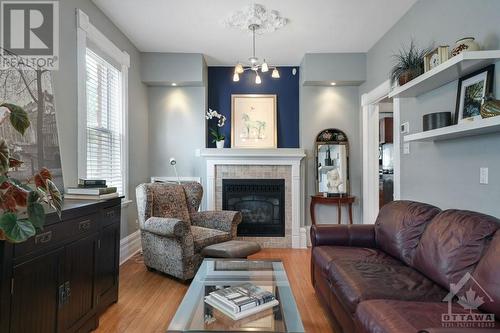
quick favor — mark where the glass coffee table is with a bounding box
[168,259,305,333]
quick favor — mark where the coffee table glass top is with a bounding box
[167,259,305,333]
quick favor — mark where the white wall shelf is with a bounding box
[404,116,500,142]
[389,50,500,98]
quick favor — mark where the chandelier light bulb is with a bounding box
[235,63,244,74]
[255,74,262,84]
[233,72,240,82]
[271,68,280,78]
[261,60,269,72]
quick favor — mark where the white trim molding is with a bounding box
[76,9,130,199]
[200,148,306,248]
[120,230,142,265]
[361,80,401,224]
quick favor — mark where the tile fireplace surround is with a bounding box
[200,148,307,248]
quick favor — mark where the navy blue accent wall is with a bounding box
[207,66,299,148]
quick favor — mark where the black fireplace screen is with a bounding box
[222,179,285,237]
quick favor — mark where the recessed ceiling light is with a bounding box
[330,82,337,86]
[172,83,177,86]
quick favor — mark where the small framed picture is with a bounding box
[455,65,494,123]
[231,94,277,148]
[424,46,449,72]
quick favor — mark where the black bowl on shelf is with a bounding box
[423,112,452,131]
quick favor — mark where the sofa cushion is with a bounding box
[473,230,500,317]
[328,260,447,314]
[375,201,441,266]
[312,246,400,277]
[413,210,500,289]
[191,226,231,252]
[150,183,191,224]
[355,300,498,333]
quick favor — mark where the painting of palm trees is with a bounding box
[456,65,494,123]
[463,81,484,119]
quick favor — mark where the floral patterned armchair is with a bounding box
[136,182,242,280]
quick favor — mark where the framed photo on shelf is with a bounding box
[231,94,277,148]
[455,64,494,124]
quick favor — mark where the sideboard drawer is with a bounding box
[70,213,99,237]
[14,220,71,258]
[102,205,120,227]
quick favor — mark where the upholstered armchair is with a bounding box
[136,182,242,280]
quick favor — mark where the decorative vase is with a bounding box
[480,96,500,119]
[451,37,480,57]
[216,139,225,149]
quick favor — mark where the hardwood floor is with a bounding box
[94,249,335,333]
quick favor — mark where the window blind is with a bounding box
[85,48,124,195]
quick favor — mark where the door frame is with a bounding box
[361,80,401,224]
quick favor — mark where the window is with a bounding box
[85,49,124,195]
[77,9,129,199]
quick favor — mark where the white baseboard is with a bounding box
[299,227,307,248]
[120,230,142,265]
[306,225,312,247]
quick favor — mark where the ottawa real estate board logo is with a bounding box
[440,272,496,329]
[0,1,59,70]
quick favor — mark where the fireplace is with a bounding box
[222,179,285,237]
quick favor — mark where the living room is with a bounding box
[0,0,499,332]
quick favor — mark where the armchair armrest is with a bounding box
[310,224,376,248]
[142,217,190,238]
[191,211,242,237]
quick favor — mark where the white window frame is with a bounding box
[76,9,130,200]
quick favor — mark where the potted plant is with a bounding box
[0,103,62,243]
[206,108,227,148]
[390,41,430,86]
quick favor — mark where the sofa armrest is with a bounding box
[310,224,376,248]
[142,217,190,238]
[191,211,242,237]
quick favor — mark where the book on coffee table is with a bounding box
[204,283,279,321]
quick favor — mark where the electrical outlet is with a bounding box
[403,142,410,155]
[480,167,488,184]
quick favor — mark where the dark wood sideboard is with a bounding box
[0,197,122,333]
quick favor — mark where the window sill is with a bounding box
[121,199,133,208]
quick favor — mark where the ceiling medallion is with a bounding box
[225,4,288,34]
[226,4,288,84]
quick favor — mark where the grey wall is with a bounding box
[362,0,500,216]
[54,0,149,238]
[141,53,206,86]
[300,86,362,224]
[148,86,206,179]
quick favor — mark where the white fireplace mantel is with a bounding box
[200,148,307,248]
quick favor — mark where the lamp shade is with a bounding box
[271,68,280,78]
[235,63,244,74]
[255,74,262,84]
[233,72,240,82]
[261,61,269,72]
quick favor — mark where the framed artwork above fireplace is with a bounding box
[231,94,277,148]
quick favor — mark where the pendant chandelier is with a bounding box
[233,24,279,84]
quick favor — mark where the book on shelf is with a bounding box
[204,283,279,321]
[78,178,106,187]
[64,192,119,201]
[66,187,117,195]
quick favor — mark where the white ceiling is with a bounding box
[92,0,418,66]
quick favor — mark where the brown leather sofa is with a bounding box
[311,200,500,333]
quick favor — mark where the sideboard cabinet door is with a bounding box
[97,223,120,313]
[10,249,62,333]
[59,233,99,333]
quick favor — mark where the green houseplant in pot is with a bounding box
[206,108,227,148]
[390,41,430,86]
[0,103,62,243]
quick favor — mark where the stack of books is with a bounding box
[204,283,279,320]
[64,179,119,200]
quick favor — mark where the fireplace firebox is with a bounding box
[222,179,285,237]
